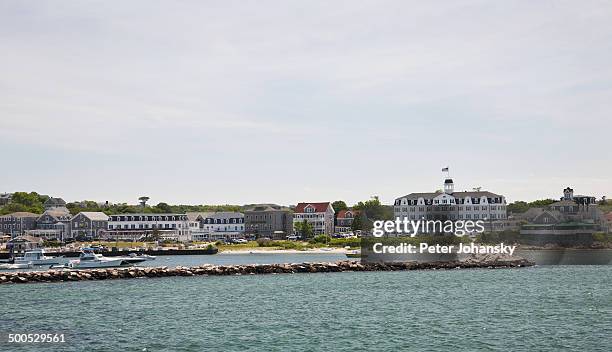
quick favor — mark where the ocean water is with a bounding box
[1,259,610,352]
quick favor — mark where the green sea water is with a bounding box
[1,263,610,351]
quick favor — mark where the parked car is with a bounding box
[234,238,248,244]
[286,235,298,241]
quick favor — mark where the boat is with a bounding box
[345,250,361,258]
[127,253,156,261]
[0,262,33,270]
[53,248,136,269]
[13,249,69,266]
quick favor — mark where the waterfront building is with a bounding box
[394,177,507,234]
[187,212,245,241]
[106,213,191,242]
[244,204,293,239]
[519,187,603,224]
[0,212,39,237]
[30,208,72,240]
[70,212,109,239]
[335,209,363,233]
[293,202,335,236]
[7,235,43,256]
[519,187,603,245]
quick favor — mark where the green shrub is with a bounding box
[593,232,611,243]
[310,234,331,244]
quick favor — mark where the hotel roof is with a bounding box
[294,202,333,213]
[396,191,503,201]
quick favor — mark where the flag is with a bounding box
[442,167,449,172]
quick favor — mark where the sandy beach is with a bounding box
[219,247,350,254]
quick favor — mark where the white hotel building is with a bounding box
[187,212,245,241]
[106,213,192,241]
[394,178,507,233]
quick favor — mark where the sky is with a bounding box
[1,0,611,206]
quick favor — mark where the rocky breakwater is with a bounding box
[0,255,533,285]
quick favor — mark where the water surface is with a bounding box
[1,265,610,351]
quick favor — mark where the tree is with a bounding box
[0,192,44,214]
[353,196,393,221]
[351,215,363,231]
[294,219,313,239]
[332,200,348,223]
[139,196,150,207]
[332,200,348,213]
[155,202,172,213]
[507,199,556,214]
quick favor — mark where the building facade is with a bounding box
[335,209,363,233]
[0,193,12,206]
[188,212,244,241]
[394,178,507,233]
[519,187,603,245]
[44,197,67,210]
[30,208,72,240]
[70,212,109,239]
[106,213,191,242]
[293,202,335,236]
[244,204,293,239]
[0,212,39,237]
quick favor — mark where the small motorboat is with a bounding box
[0,262,33,270]
[128,253,156,261]
[345,250,361,258]
[13,249,68,266]
[53,248,134,269]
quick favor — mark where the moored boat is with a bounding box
[345,250,361,258]
[53,248,135,269]
[13,249,69,266]
[0,262,33,270]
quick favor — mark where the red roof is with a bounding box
[294,202,332,213]
[337,209,360,219]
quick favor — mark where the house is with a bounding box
[244,204,293,239]
[293,202,335,236]
[0,193,12,206]
[0,212,39,237]
[29,208,72,240]
[519,187,602,245]
[106,213,191,242]
[187,212,245,241]
[44,197,67,210]
[70,212,109,239]
[335,209,364,233]
[7,235,44,256]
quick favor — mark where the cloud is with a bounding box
[0,0,611,204]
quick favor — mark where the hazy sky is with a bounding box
[1,0,611,206]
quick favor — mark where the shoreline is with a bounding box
[219,247,349,254]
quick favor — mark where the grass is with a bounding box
[598,202,612,214]
[82,241,151,248]
[217,240,328,251]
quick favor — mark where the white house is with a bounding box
[293,202,335,236]
[187,212,245,241]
